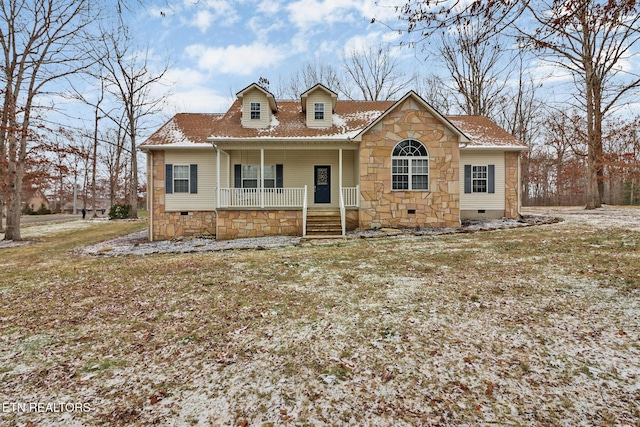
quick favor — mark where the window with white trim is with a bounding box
[236,164,282,188]
[314,103,324,120]
[472,165,488,193]
[173,165,190,193]
[250,102,261,120]
[391,139,429,190]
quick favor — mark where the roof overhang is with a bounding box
[461,145,529,151]
[139,144,214,152]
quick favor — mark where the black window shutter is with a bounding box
[464,165,471,194]
[276,164,283,188]
[190,164,198,194]
[488,164,495,194]
[234,164,242,188]
[165,164,173,194]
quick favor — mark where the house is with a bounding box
[140,83,527,241]
[23,188,50,214]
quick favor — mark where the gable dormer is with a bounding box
[301,84,338,128]
[236,83,278,128]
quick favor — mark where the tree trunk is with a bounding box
[4,134,24,241]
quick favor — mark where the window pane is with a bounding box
[243,179,258,189]
[392,159,408,174]
[264,179,275,188]
[392,175,409,190]
[412,159,428,174]
[473,180,487,193]
[263,164,276,179]
[314,103,324,120]
[174,165,189,179]
[393,139,427,156]
[174,180,189,193]
[472,165,487,179]
[412,175,429,190]
[242,165,258,179]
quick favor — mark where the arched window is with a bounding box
[391,139,429,190]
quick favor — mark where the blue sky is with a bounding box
[63,0,638,133]
[124,0,410,115]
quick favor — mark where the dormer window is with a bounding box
[301,84,337,128]
[250,102,261,120]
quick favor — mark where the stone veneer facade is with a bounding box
[216,210,302,240]
[504,151,520,219]
[149,150,216,240]
[359,98,460,229]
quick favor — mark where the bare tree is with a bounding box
[101,123,128,207]
[342,44,414,101]
[0,0,97,240]
[283,61,346,99]
[413,74,453,113]
[439,15,514,117]
[97,26,170,217]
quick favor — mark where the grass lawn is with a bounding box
[0,209,639,426]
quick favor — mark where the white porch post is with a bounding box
[226,152,230,188]
[260,148,265,208]
[216,148,221,208]
[339,148,343,191]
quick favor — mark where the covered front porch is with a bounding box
[213,144,360,237]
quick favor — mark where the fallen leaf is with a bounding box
[485,382,494,396]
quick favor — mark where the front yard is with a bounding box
[1,207,639,426]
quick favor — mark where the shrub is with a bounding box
[36,203,51,215]
[108,204,132,220]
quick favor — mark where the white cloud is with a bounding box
[286,0,357,28]
[194,10,214,33]
[185,43,288,75]
[166,88,233,113]
[185,0,239,31]
[256,0,283,15]
[159,67,234,113]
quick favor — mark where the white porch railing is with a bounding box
[339,188,346,236]
[341,185,360,207]
[302,185,308,237]
[218,187,306,208]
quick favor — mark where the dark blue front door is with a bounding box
[314,165,331,204]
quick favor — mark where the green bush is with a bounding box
[108,204,132,220]
[36,203,51,215]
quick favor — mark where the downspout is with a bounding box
[458,140,467,227]
[213,141,219,240]
[517,153,522,217]
[149,150,154,242]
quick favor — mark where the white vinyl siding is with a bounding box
[460,151,505,211]
[306,92,332,128]
[227,149,357,208]
[241,89,270,128]
[165,150,216,211]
